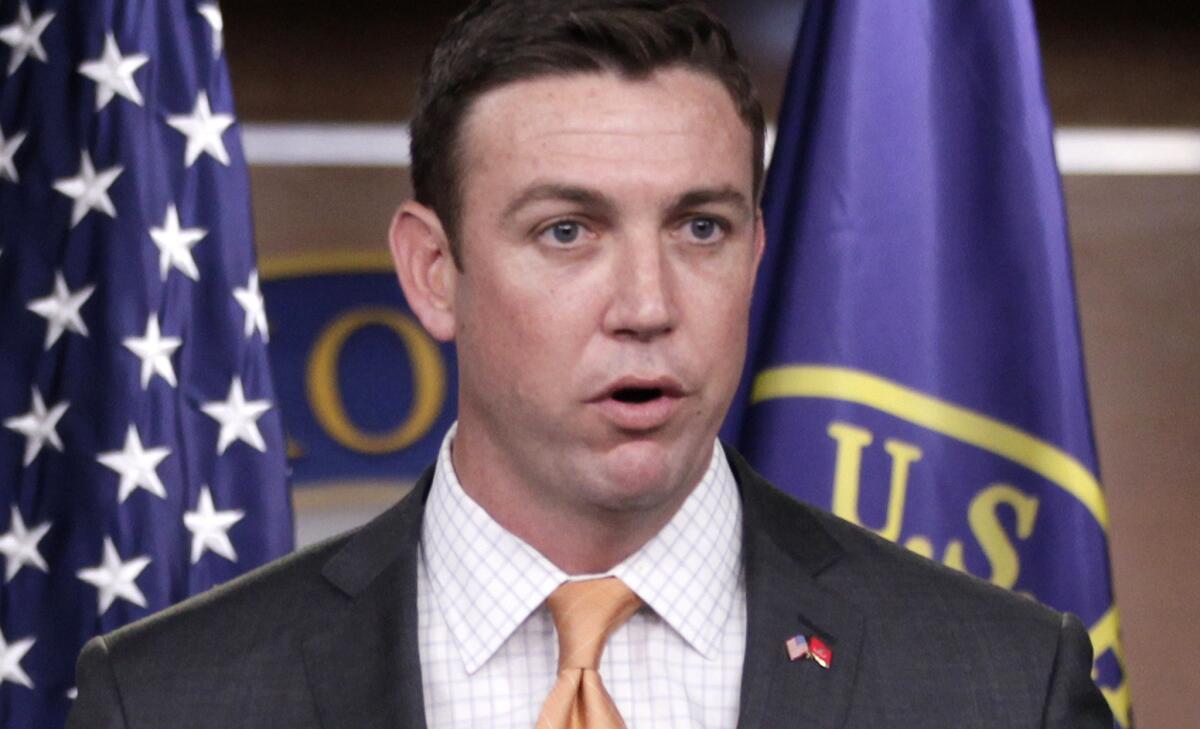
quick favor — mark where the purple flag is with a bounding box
[725,1,1129,724]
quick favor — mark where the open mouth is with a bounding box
[593,378,683,430]
[610,386,665,404]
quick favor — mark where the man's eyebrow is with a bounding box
[501,183,752,221]
[669,186,752,218]
[502,184,616,219]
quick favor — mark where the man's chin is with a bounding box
[589,439,701,512]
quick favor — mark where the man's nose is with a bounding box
[603,237,677,340]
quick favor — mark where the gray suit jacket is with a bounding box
[68,446,1113,728]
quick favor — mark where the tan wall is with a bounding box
[1066,175,1200,727]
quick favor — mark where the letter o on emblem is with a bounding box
[306,307,446,454]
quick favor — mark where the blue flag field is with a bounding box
[724,1,1129,724]
[0,2,292,726]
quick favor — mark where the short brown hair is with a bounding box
[410,0,765,267]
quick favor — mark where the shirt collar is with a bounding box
[420,425,743,673]
[421,425,566,674]
[610,443,742,658]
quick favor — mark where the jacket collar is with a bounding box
[301,466,435,729]
[726,445,865,729]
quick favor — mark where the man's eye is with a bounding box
[686,217,723,243]
[545,221,582,245]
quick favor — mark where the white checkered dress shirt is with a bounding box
[418,426,747,728]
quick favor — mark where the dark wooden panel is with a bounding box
[223,1,1200,125]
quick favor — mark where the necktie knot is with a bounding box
[546,577,642,671]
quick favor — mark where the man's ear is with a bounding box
[388,201,457,342]
[753,208,767,271]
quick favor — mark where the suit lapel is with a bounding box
[301,470,434,729]
[728,447,865,729]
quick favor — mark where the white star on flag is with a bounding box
[233,270,269,341]
[166,90,234,167]
[184,487,244,564]
[123,314,182,388]
[0,1,54,76]
[76,538,151,614]
[77,32,149,111]
[201,377,272,455]
[0,124,26,183]
[149,203,206,281]
[3,386,68,466]
[197,4,223,58]
[26,270,95,350]
[96,425,171,503]
[52,150,123,228]
[0,627,35,689]
[0,505,51,582]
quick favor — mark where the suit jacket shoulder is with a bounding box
[68,472,433,729]
[726,444,1113,729]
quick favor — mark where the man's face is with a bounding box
[448,67,763,522]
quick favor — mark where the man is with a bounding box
[69,1,1113,727]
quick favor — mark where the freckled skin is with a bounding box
[414,68,763,573]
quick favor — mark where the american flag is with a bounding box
[0,2,293,726]
[784,633,809,662]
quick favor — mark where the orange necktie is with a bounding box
[535,577,643,729]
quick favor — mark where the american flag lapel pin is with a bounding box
[785,633,810,661]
